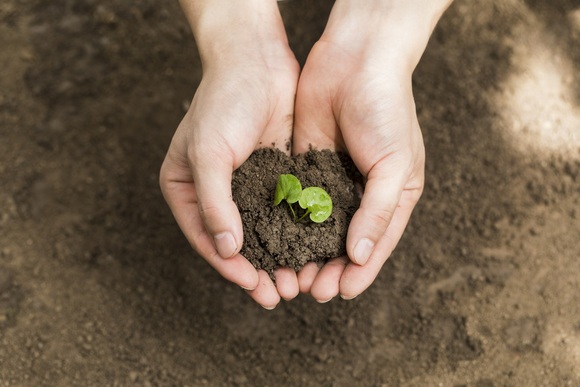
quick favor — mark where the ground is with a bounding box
[1,1,579,386]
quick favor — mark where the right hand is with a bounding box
[160,0,300,309]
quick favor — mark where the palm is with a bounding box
[161,54,300,308]
[293,41,425,301]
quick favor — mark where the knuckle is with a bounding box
[368,207,394,227]
[197,202,222,219]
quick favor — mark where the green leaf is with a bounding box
[274,174,302,206]
[298,187,333,223]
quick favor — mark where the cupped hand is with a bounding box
[293,17,430,301]
[160,2,300,308]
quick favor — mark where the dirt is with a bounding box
[232,148,361,273]
[1,0,580,386]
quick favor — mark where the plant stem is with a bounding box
[295,209,311,223]
[287,201,297,221]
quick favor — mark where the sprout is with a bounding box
[274,174,302,220]
[274,174,302,206]
[297,187,333,223]
[274,174,333,223]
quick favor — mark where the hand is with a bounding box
[160,0,300,309]
[293,0,450,301]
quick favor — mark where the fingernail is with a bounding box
[214,232,237,258]
[262,305,276,311]
[316,297,333,304]
[353,238,374,265]
[340,294,358,300]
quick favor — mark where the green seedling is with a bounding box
[274,174,302,219]
[297,186,333,223]
[274,174,333,223]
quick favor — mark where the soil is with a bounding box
[1,0,580,386]
[232,148,361,273]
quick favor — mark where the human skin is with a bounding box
[293,0,453,302]
[160,0,452,308]
[159,0,300,308]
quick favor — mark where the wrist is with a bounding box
[180,0,290,67]
[322,0,452,72]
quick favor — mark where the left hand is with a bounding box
[292,0,450,301]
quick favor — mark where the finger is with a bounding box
[163,194,260,290]
[160,153,260,290]
[297,262,321,294]
[256,115,295,156]
[292,67,342,154]
[346,161,407,266]
[246,270,281,310]
[190,152,244,259]
[274,268,300,301]
[310,256,349,303]
[194,233,260,291]
[340,190,419,299]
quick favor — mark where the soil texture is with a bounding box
[232,148,361,273]
[1,0,580,386]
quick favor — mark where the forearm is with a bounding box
[322,0,453,72]
[178,0,290,67]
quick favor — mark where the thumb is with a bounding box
[346,161,406,266]
[191,156,244,259]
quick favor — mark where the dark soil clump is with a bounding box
[232,148,362,273]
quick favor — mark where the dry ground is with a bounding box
[1,1,579,386]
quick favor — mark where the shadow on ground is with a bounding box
[1,0,579,385]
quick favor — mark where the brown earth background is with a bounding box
[1,1,580,386]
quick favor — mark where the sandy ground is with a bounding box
[1,1,579,386]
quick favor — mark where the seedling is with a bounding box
[274,174,333,223]
[297,187,333,223]
[274,174,302,219]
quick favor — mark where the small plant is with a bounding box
[274,174,333,223]
[274,174,302,220]
[297,187,333,223]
